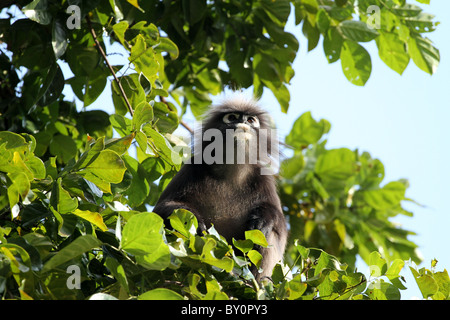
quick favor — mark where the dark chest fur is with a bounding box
[174,163,279,241]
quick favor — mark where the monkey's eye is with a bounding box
[223,113,240,123]
[246,116,260,128]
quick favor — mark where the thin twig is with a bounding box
[86,16,134,116]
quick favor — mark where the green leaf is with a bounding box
[316,8,331,34]
[266,82,291,114]
[68,69,108,107]
[390,4,422,17]
[182,0,207,24]
[156,38,179,60]
[340,40,372,86]
[410,267,439,299]
[7,172,30,209]
[7,151,33,180]
[22,0,51,25]
[132,101,154,131]
[111,74,146,116]
[245,229,268,247]
[287,275,307,300]
[253,52,281,83]
[42,235,102,272]
[233,239,254,254]
[105,132,135,155]
[109,114,133,137]
[38,64,65,107]
[368,251,387,276]
[152,101,180,134]
[200,238,234,272]
[295,242,310,259]
[314,251,347,277]
[404,12,437,33]
[52,178,78,214]
[302,18,320,52]
[24,154,46,180]
[168,209,198,238]
[138,288,184,300]
[52,20,68,59]
[105,257,130,293]
[386,259,407,290]
[112,21,129,47]
[258,0,291,25]
[129,35,159,81]
[433,270,450,299]
[122,155,150,207]
[66,46,100,77]
[1,243,32,273]
[0,131,29,154]
[80,150,127,184]
[407,34,440,75]
[49,134,77,164]
[376,32,410,75]
[285,111,330,149]
[143,125,182,167]
[359,181,406,210]
[323,28,343,64]
[366,280,400,300]
[72,209,108,232]
[315,148,356,183]
[338,20,379,42]
[280,152,304,179]
[121,212,170,270]
[248,249,263,268]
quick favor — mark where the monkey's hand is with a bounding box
[196,216,208,235]
[245,203,279,239]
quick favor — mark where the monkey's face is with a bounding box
[197,100,276,169]
[222,112,260,142]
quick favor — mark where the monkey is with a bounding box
[153,97,287,282]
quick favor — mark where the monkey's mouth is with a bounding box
[233,124,254,141]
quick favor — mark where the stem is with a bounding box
[86,16,134,116]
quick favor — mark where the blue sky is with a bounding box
[35,1,449,298]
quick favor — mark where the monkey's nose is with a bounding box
[235,123,251,132]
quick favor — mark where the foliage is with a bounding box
[0,0,443,300]
[279,111,421,270]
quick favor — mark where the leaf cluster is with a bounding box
[0,0,443,300]
[280,111,421,270]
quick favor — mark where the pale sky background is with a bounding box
[3,1,448,299]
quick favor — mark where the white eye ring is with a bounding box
[223,113,240,124]
[244,115,260,128]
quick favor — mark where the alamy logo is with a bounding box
[171,126,279,176]
[366,5,381,30]
[66,265,81,289]
[66,5,81,30]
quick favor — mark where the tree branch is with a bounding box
[86,16,134,116]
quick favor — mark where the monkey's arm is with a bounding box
[245,202,286,238]
[153,200,208,232]
[245,202,287,281]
